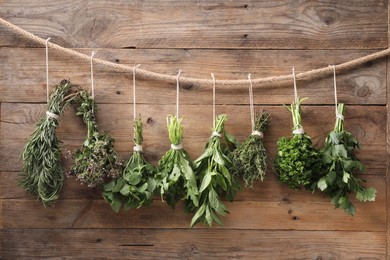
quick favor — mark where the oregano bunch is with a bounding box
[274,98,324,190]
[103,117,157,212]
[19,79,78,206]
[156,115,199,208]
[230,110,270,187]
[69,91,122,187]
[189,114,240,227]
[317,103,376,215]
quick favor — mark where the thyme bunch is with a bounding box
[156,116,199,208]
[274,98,324,190]
[317,103,376,215]
[190,115,239,227]
[103,117,157,212]
[230,110,270,187]
[19,79,77,206]
[69,91,122,187]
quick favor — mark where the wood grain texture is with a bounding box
[0,0,387,49]
[0,229,386,259]
[0,48,386,104]
[1,104,385,173]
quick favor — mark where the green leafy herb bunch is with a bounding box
[274,98,324,190]
[103,117,157,212]
[19,79,78,206]
[190,114,240,227]
[156,116,199,208]
[317,103,376,215]
[230,110,270,188]
[70,91,122,187]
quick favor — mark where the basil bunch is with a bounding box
[103,118,157,212]
[231,110,270,187]
[156,116,199,208]
[274,98,324,190]
[190,114,239,227]
[317,103,376,215]
[19,80,77,206]
[70,91,122,187]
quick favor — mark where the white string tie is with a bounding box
[132,64,141,120]
[211,73,216,129]
[46,111,59,120]
[45,37,51,103]
[292,67,298,104]
[90,51,96,99]
[133,144,143,152]
[248,73,255,132]
[212,131,221,138]
[293,128,305,135]
[171,143,183,150]
[251,130,264,138]
[176,69,182,118]
[330,65,344,121]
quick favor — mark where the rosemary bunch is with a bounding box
[70,91,122,187]
[190,114,239,227]
[274,98,324,190]
[103,117,157,212]
[230,110,270,188]
[317,103,376,215]
[19,79,77,206]
[156,116,199,209]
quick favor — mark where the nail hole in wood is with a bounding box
[116,90,123,95]
[147,117,154,124]
[243,4,248,8]
[115,59,120,63]
[292,216,300,220]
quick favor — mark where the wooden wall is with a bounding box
[0,0,388,259]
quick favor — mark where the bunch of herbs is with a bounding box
[317,103,376,215]
[103,117,157,212]
[19,79,78,206]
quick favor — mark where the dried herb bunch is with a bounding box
[103,117,157,212]
[274,98,324,190]
[19,79,77,206]
[156,115,199,208]
[189,114,240,227]
[317,103,376,215]
[70,91,122,187]
[230,110,270,188]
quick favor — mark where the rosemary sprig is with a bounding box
[19,79,77,206]
[190,114,239,227]
[69,91,122,187]
[230,110,270,187]
[103,117,157,212]
[156,115,199,209]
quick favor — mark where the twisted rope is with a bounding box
[1,16,389,87]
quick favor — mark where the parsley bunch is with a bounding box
[70,91,123,187]
[103,117,157,212]
[19,80,77,206]
[274,98,324,190]
[190,114,239,227]
[156,116,199,208]
[230,110,270,187]
[317,103,376,215]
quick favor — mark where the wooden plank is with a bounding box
[1,104,386,172]
[0,229,386,259]
[0,0,387,49]
[0,48,386,104]
[1,175,385,230]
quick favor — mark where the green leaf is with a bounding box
[333,144,348,158]
[356,187,376,202]
[213,150,225,166]
[111,197,122,213]
[205,206,212,226]
[195,148,213,163]
[104,180,116,192]
[199,173,212,192]
[342,171,350,183]
[168,165,181,182]
[317,177,328,191]
[119,184,130,196]
[190,203,206,227]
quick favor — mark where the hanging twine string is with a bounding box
[45,37,51,103]
[210,73,221,138]
[248,74,255,133]
[132,64,141,120]
[176,69,182,118]
[292,67,298,104]
[331,65,345,121]
[90,51,96,99]
[1,17,389,87]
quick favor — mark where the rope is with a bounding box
[90,51,96,98]
[176,69,181,117]
[292,67,298,103]
[211,73,216,128]
[44,37,50,103]
[132,64,141,120]
[1,17,390,87]
[248,74,255,132]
